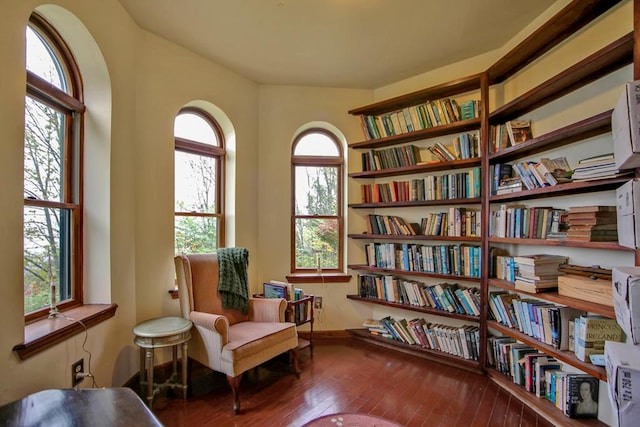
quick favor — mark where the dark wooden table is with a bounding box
[0,387,162,426]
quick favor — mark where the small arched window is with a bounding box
[174,108,225,253]
[23,13,85,320]
[291,129,344,274]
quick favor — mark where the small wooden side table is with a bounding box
[286,295,314,358]
[132,316,192,408]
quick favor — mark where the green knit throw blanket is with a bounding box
[217,247,249,314]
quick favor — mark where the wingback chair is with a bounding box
[174,253,300,414]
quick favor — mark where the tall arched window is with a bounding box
[291,129,344,274]
[174,108,225,253]
[23,13,85,321]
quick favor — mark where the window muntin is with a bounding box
[174,109,225,254]
[291,129,344,273]
[24,14,83,320]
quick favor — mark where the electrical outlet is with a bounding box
[72,359,84,387]
[314,296,323,310]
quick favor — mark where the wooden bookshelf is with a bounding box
[346,2,635,424]
[347,328,482,373]
[347,294,479,322]
[489,33,633,123]
[349,118,481,149]
[487,370,607,427]
[349,157,480,178]
[349,234,481,243]
[489,111,612,162]
[487,278,615,319]
[348,197,481,209]
[488,237,633,252]
[488,175,632,203]
[348,264,482,283]
[487,320,607,381]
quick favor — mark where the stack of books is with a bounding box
[573,315,624,362]
[565,206,618,242]
[571,153,631,181]
[513,254,569,293]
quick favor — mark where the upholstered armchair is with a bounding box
[174,253,300,414]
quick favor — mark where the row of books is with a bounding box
[488,205,567,240]
[365,214,419,236]
[490,157,571,195]
[488,337,600,419]
[489,291,624,360]
[489,291,582,349]
[424,133,480,162]
[420,208,481,237]
[364,317,480,360]
[359,167,481,203]
[357,274,481,316]
[364,242,482,278]
[359,98,481,140]
[361,144,421,171]
[489,120,533,153]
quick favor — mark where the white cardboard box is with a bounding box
[613,267,640,345]
[613,80,640,170]
[616,179,640,249]
[605,341,640,427]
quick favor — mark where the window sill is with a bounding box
[13,303,118,360]
[286,273,351,284]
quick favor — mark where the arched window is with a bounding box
[291,129,344,274]
[23,13,85,320]
[174,108,225,253]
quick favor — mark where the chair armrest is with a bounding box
[248,297,287,322]
[190,311,230,344]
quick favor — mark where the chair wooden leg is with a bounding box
[290,348,301,378]
[226,374,243,415]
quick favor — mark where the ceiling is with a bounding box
[118,0,557,89]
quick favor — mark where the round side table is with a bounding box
[132,316,192,408]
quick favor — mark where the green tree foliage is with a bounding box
[295,166,339,269]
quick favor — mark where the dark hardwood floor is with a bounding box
[151,339,553,427]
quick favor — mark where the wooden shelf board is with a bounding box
[487,320,607,381]
[349,197,481,209]
[348,118,481,149]
[348,328,482,373]
[490,33,633,123]
[346,294,480,322]
[487,278,615,318]
[348,234,481,242]
[488,236,633,252]
[347,264,481,283]
[487,370,608,427]
[348,74,482,116]
[489,111,612,163]
[487,0,624,85]
[349,158,481,178]
[489,175,632,203]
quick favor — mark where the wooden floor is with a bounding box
[152,339,554,427]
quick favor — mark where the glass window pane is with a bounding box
[295,166,338,216]
[174,113,218,146]
[24,96,64,202]
[24,206,71,314]
[26,26,66,92]
[295,218,338,269]
[175,151,217,213]
[175,215,218,254]
[294,133,339,156]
